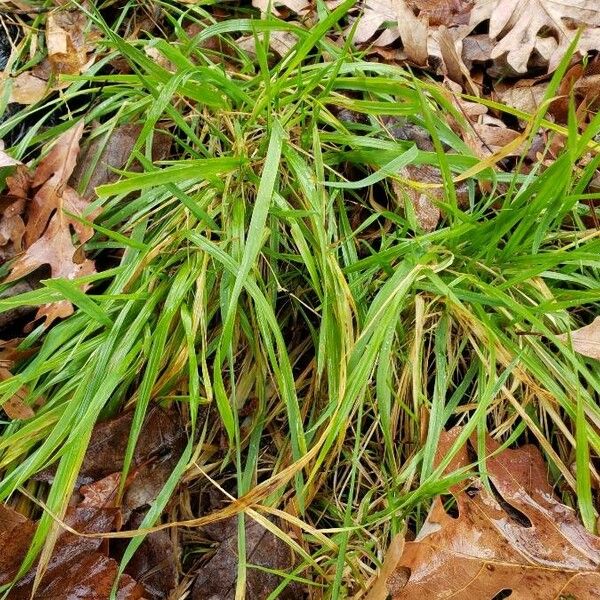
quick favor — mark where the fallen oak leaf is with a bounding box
[5,213,96,326]
[26,120,85,246]
[8,208,94,282]
[70,123,172,201]
[557,316,600,360]
[36,405,186,496]
[113,510,178,600]
[351,0,472,67]
[469,0,600,74]
[366,532,405,600]
[493,78,549,117]
[238,30,300,58]
[3,121,99,327]
[387,428,600,599]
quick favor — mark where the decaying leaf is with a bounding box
[0,503,144,599]
[366,532,405,600]
[3,121,98,327]
[252,0,310,15]
[114,510,178,600]
[238,30,300,58]
[0,406,185,597]
[392,164,468,231]
[0,147,20,168]
[470,0,600,73]
[192,515,304,600]
[76,405,186,486]
[493,78,549,116]
[558,316,600,360]
[7,213,95,284]
[351,0,472,67]
[46,9,96,76]
[0,166,29,262]
[548,58,600,124]
[70,124,171,200]
[5,72,48,105]
[0,366,34,420]
[470,117,521,157]
[352,0,416,47]
[24,120,85,245]
[383,428,600,598]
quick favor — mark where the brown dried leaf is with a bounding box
[46,9,96,76]
[37,405,186,507]
[79,473,122,509]
[12,212,93,282]
[70,124,171,200]
[192,516,304,600]
[407,0,472,27]
[366,533,405,600]
[557,316,600,360]
[3,122,98,327]
[0,367,34,420]
[252,0,310,14]
[0,148,20,168]
[352,0,472,62]
[115,510,178,600]
[7,72,48,105]
[0,503,144,600]
[469,0,600,73]
[352,0,404,46]
[386,428,600,598]
[238,30,300,58]
[25,120,85,246]
[79,406,185,485]
[471,119,521,157]
[494,79,549,115]
[0,504,37,582]
[392,164,468,231]
[0,185,26,261]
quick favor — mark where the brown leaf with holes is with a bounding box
[557,316,600,360]
[382,427,600,599]
[0,167,29,262]
[469,0,600,74]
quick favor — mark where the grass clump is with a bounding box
[1,2,600,596]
